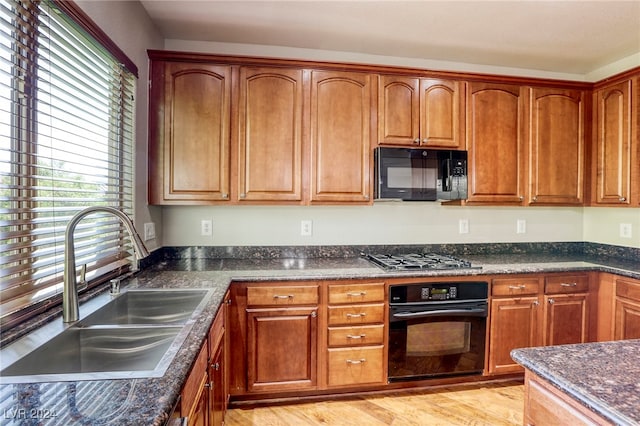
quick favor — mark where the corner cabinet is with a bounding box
[148,60,231,204]
[592,76,639,206]
[528,88,585,205]
[237,67,305,202]
[378,76,464,149]
[465,82,527,205]
[310,70,373,203]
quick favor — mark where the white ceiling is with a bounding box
[140,0,640,75]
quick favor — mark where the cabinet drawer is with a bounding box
[328,324,385,347]
[545,274,589,294]
[327,346,385,387]
[616,278,640,302]
[328,303,384,326]
[492,278,541,296]
[247,285,318,306]
[328,282,385,304]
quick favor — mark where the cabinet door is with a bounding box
[209,341,225,426]
[543,294,589,346]
[420,79,464,148]
[151,62,231,203]
[378,75,419,145]
[466,83,526,204]
[529,88,584,205]
[238,67,304,202]
[488,297,541,374]
[593,80,632,205]
[310,70,372,203]
[246,307,318,392]
[614,297,640,340]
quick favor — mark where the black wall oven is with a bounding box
[388,281,488,382]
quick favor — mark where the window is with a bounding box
[0,0,137,329]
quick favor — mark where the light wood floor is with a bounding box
[225,379,524,425]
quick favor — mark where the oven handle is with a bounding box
[392,308,487,319]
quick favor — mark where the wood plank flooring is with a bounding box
[225,379,524,425]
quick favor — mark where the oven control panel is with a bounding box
[390,282,487,304]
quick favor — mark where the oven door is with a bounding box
[388,301,487,381]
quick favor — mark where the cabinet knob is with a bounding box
[532,301,539,307]
[519,196,524,201]
[548,298,555,304]
[532,196,538,202]
[413,138,420,144]
[222,193,229,199]
[240,193,246,199]
[422,138,429,143]
[619,197,626,202]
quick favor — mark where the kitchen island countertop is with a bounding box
[0,250,639,425]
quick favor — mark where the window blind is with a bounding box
[0,0,136,329]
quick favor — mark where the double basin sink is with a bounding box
[0,288,213,384]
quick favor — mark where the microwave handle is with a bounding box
[442,158,452,191]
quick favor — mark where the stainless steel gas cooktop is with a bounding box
[364,253,481,271]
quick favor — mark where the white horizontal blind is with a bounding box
[0,0,136,329]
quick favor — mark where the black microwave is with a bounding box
[374,147,468,201]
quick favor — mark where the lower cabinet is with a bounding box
[614,277,640,340]
[177,292,228,426]
[523,370,610,425]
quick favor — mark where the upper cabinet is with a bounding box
[591,75,639,206]
[238,67,305,202]
[148,61,231,204]
[465,82,527,205]
[528,88,585,205]
[310,70,373,203]
[378,76,464,149]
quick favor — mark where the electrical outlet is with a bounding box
[301,220,313,236]
[516,219,527,234]
[620,223,632,238]
[201,219,213,237]
[143,222,156,241]
[458,219,469,234]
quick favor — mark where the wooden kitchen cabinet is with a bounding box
[378,76,464,149]
[179,341,209,426]
[592,75,639,206]
[229,282,320,395]
[488,277,543,374]
[528,87,585,205]
[310,70,373,203]
[465,82,527,205]
[148,60,232,204]
[326,281,386,387]
[614,277,640,340]
[543,274,591,346]
[237,67,305,202]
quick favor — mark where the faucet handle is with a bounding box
[78,264,88,290]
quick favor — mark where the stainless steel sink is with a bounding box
[0,326,180,381]
[0,288,214,384]
[80,289,211,326]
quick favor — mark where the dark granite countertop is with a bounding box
[511,340,640,425]
[1,245,638,425]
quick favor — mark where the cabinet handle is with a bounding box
[560,282,577,287]
[508,285,526,290]
[346,313,366,318]
[347,334,366,340]
[346,291,367,297]
[211,362,220,371]
[204,382,212,389]
[548,298,555,304]
[413,138,420,144]
[346,358,367,365]
[273,294,293,299]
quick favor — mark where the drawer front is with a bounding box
[328,282,385,304]
[247,285,318,306]
[492,278,541,296]
[328,324,385,347]
[616,278,640,301]
[327,346,385,387]
[545,274,589,294]
[328,303,385,326]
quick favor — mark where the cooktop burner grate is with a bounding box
[364,253,480,271]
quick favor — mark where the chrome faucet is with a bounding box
[63,206,150,322]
